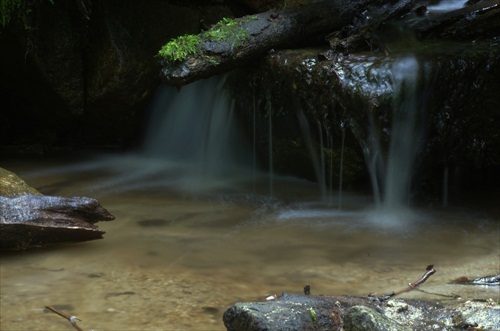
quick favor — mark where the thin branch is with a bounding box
[45,306,84,331]
[374,265,437,301]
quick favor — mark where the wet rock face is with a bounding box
[343,305,411,331]
[0,1,236,149]
[229,41,500,196]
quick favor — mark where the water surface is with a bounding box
[1,156,498,330]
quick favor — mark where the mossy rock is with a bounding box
[0,167,40,196]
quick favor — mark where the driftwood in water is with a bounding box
[413,0,500,40]
[0,194,115,249]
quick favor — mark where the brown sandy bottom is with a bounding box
[1,251,498,331]
[1,159,499,330]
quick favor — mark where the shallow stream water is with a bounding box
[1,155,499,330]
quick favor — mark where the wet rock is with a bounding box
[230,38,500,196]
[453,299,500,330]
[223,294,362,331]
[344,305,411,331]
[0,167,41,196]
[223,295,500,331]
[0,168,114,250]
[451,274,500,286]
[0,194,114,250]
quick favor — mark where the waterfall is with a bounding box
[357,56,425,215]
[338,122,346,210]
[142,77,252,191]
[382,56,421,211]
[267,95,274,197]
[427,0,468,12]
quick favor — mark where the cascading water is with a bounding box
[135,77,254,192]
[23,77,254,195]
[365,56,425,223]
[345,55,426,225]
[143,77,250,181]
[382,56,422,211]
[427,0,468,13]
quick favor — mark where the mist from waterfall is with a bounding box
[19,77,255,195]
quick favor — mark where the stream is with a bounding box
[0,154,498,330]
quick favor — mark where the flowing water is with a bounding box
[1,77,499,330]
[427,0,468,13]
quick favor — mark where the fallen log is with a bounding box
[159,0,499,87]
[159,0,390,87]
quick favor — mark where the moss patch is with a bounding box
[158,17,252,64]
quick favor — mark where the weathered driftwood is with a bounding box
[223,294,500,331]
[412,0,500,40]
[0,195,114,249]
[160,0,390,87]
[0,167,114,250]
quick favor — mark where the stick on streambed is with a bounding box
[375,264,436,301]
[45,306,84,331]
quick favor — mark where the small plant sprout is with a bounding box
[307,307,317,322]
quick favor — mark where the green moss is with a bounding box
[158,34,200,62]
[202,55,220,66]
[204,17,248,45]
[157,17,251,64]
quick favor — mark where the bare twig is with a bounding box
[45,306,84,331]
[374,265,437,301]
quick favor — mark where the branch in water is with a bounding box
[45,306,84,331]
[374,264,436,301]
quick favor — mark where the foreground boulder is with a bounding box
[0,167,114,249]
[223,294,500,331]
